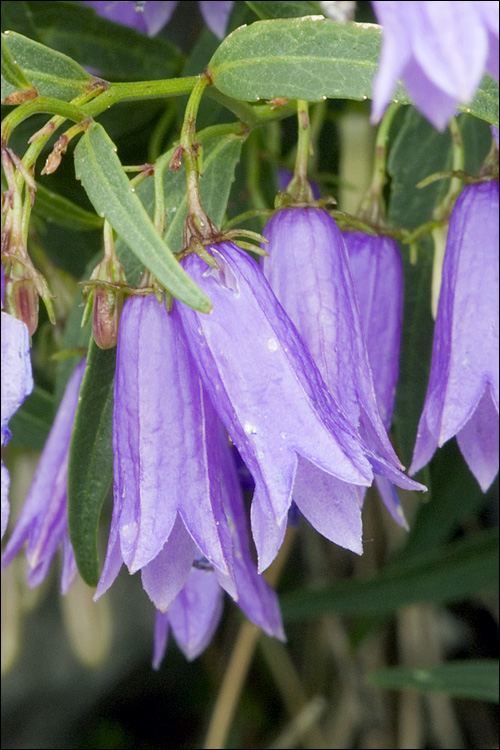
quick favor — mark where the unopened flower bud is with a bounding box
[93,285,123,349]
[89,255,127,349]
[8,278,39,336]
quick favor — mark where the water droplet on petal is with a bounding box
[267,337,278,351]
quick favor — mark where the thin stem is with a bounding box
[178,73,217,243]
[84,76,199,113]
[203,529,296,750]
[285,100,314,203]
[358,102,401,222]
[1,98,87,144]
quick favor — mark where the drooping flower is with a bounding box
[176,240,421,572]
[152,420,284,666]
[343,231,407,524]
[411,181,499,491]
[1,360,85,591]
[371,1,499,130]
[95,294,236,599]
[1,266,34,538]
[262,209,420,531]
[84,0,233,38]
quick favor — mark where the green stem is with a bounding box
[286,100,314,203]
[359,102,401,222]
[1,97,87,144]
[178,73,216,242]
[84,76,198,113]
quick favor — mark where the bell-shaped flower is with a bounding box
[411,181,499,491]
[176,240,420,572]
[152,421,284,665]
[84,0,233,38]
[343,231,407,526]
[1,266,34,538]
[96,294,240,601]
[1,360,85,592]
[262,209,421,530]
[371,1,499,130]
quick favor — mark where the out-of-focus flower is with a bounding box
[262,209,420,533]
[177,241,421,572]
[411,181,499,490]
[1,267,33,538]
[492,125,500,147]
[84,1,233,38]
[1,360,85,590]
[371,1,500,130]
[344,231,407,524]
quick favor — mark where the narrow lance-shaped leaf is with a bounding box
[34,182,104,232]
[74,123,211,313]
[67,338,115,586]
[209,18,499,125]
[2,30,92,101]
[367,661,499,704]
[280,528,499,621]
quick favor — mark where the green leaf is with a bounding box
[115,128,245,285]
[1,30,92,101]
[246,1,322,19]
[209,19,410,103]
[74,123,211,312]
[1,33,36,102]
[33,182,104,231]
[367,661,499,703]
[281,528,499,621]
[8,386,54,452]
[26,0,183,82]
[67,340,115,587]
[209,18,499,125]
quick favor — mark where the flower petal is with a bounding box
[168,568,224,660]
[198,1,233,38]
[456,386,499,492]
[141,515,196,612]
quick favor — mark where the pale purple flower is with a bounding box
[262,210,420,533]
[344,231,407,525]
[84,0,233,38]
[152,420,284,665]
[94,298,284,658]
[411,181,499,491]
[371,1,500,130]
[1,360,85,591]
[95,295,236,599]
[177,240,422,572]
[1,267,34,538]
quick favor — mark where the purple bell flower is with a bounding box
[411,181,499,491]
[95,294,237,598]
[262,209,421,528]
[1,360,85,592]
[1,266,34,539]
[177,240,421,571]
[371,1,499,130]
[84,1,233,38]
[152,421,284,665]
[343,231,407,525]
